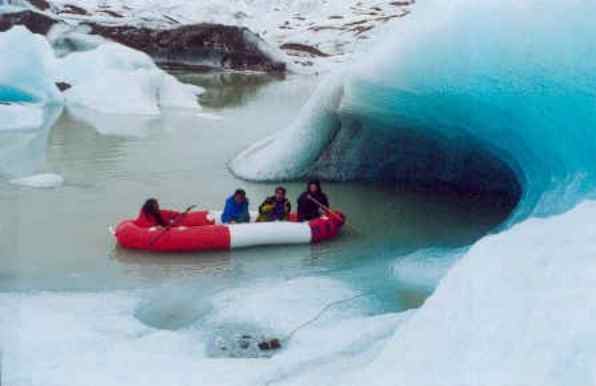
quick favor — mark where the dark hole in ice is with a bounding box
[206,325,282,358]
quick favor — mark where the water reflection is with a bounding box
[173,71,285,109]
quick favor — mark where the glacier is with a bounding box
[231,0,596,224]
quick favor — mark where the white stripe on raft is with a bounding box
[209,210,258,224]
[228,222,312,248]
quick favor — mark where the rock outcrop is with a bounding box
[0,10,286,73]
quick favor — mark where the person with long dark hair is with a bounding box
[134,198,176,228]
[297,179,329,222]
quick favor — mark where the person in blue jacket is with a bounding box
[221,189,250,223]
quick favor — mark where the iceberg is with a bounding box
[0,26,63,104]
[231,0,596,224]
[56,42,204,114]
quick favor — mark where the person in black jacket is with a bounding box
[297,179,329,222]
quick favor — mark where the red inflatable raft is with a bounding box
[113,210,345,252]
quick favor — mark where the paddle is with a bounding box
[307,195,344,223]
[307,195,358,233]
[149,204,196,247]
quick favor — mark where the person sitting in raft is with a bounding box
[256,186,291,222]
[134,198,178,228]
[297,179,329,222]
[221,189,250,224]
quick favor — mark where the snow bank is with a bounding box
[9,173,64,188]
[354,200,596,386]
[0,26,62,103]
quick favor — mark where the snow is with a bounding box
[9,173,64,188]
[39,0,414,72]
[351,200,596,386]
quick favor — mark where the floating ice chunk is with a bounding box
[158,73,204,110]
[0,26,62,103]
[63,68,162,115]
[57,43,203,114]
[10,173,64,188]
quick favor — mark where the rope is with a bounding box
[282,291,373,342]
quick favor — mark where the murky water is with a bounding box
[1,74,508,313]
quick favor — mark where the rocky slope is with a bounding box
[0,6,286,72]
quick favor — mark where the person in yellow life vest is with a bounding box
[256,186,291,222]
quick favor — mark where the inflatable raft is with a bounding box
[113,210,345,252]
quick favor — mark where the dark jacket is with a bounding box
[297,190,329,222]
[257,196,291,222]
[221,196,250,223]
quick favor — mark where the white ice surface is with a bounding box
[352,200,596,386]
[0,277,409,386]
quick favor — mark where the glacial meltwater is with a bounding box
[0,73,510,381]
